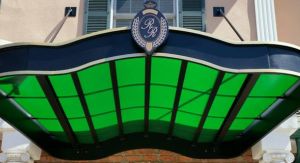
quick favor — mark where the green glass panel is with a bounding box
[173,111,201,140]
[116,57,145,86]
[182,63,218,91]
[237,74,298,118]
[78,63,112,93]
[38,120,69,142]
[151,57,181,85]
[49,74,93,143]
[49,74,77,97]
[198,117,224,142]
[85,91,116,115]
[92,113,119,141]
[249,74,298,96]
[116,58,145,133]
[0,76,45,97]
[58,97,85,118]
[208,73,246,117]
[150,85,177,109]
[178,91,209,116]
[224,119,254,142]
[122,108,144,134]
[149,107,172,133]
[15,98,56,118]
[119,86,144,108]
[119,86,144,133]
[69,119,90,132]
[38,119,64,132]
[237,98,276,118]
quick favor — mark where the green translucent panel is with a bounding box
[58,97,85,118]
[229,119,254,130]
[78,63,112,93]
[237,98,276,118]
[0,76,45,97]
[85,90,115,115]
[15,98,56,118]
[92,113,119,141]
[198,117,224,142]
[49,74,77,97]
[119,86,144,133]
[175,90,209,128]
[122,108,144,134]
[38,119,64,132]
[38,120,68,142]
[208,74,246,117]
[150,86,176,108]
[224,119,254,142]
[151,57,181,85]
[119,86,144,108]
[116,57,145,86]
[237,74,298,119]
[183,63,218,91]
[69,119,90,132]
[173,111,201,140]
[249,74,298,96]
[149,107,172,133]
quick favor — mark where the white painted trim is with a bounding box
[254,0,278,41]
[109,0,114,29]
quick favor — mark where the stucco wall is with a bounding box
[275,0,300,46]
[205,0,257,41]
[0,0,84,43]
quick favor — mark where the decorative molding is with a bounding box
[254,0,278,41]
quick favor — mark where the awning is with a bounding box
[0,27,299,160]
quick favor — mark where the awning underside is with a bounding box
[0,56,299,159]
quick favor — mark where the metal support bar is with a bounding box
[193,71,225,143]
[109,61,124,137]
[144,56,151,134]
[36,75,78,146]
[215,74,259,142]
[44,8,73,43]
[214,8,244,41]
[168,60,188,137]
[71,72,99,144]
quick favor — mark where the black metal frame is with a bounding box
[109,61,124,138]
[71,72,99,144]
[0,29,300,160]
[193,71,225,143]
[168,60,188,136]
[37,75,78,146]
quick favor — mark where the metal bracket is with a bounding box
[65,7,77,17]
[213,7,224,17]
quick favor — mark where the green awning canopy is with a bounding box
[0,28,300,160]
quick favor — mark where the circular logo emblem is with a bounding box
[131,0,169,55]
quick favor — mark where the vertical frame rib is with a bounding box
[36,75,78,145]
[109,61,124,137]
[168,60,188,137]
[215,74,260,142]
[144,56,151,134]
[193,71,225,143]
[71,72,99,144]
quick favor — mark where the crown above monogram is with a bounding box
[144,0,157,9]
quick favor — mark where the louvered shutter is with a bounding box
[85,0,109,34]
[180,0,205,31]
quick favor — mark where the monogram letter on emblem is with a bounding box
[141,18,158,38]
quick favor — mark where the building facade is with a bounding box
[0,0,300,163]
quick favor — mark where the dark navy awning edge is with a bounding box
[0,27,300,77]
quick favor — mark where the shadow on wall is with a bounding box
[206,0,257,41]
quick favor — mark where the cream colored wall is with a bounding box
[0,0,84,43]
[205,0,257,41]
[275,0,300,46]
